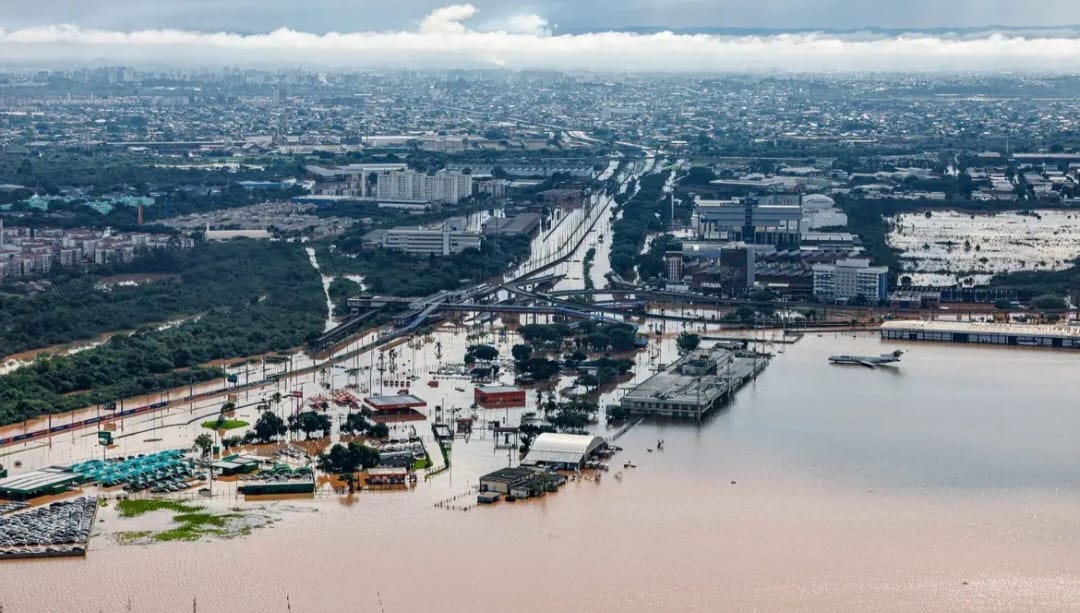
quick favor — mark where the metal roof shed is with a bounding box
[521,433,605,469]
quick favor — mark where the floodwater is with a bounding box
[888,209,1080,278]
[4,333,1080,612]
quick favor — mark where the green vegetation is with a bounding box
[116,531,152,544]
[340,412,389,438]
[252,412,287,444]
[676,332,700,352]
[609,171,673,280]
[201,419,249,431]
[0,240,319,356]
[319,441,381,473]
[193,433,214,457]
[155,512,247,542]
[637,234,682,281]
[465,344,498,362]
[518,321,639,353]
[990,263,1080,299]
[327,277,362,317]
[582,247,597,291]
[319,235,531,297]
[0,241,324,426]
[1030,294,1067,311]
[287,411,331,440]
[117,499,201,518]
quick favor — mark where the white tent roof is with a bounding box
[522,433,605,466]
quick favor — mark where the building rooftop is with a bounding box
[521,433,605,467]
[0,468,79,495]
[364,394,427,410]
[880,320,1080,339]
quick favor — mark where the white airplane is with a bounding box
[828,350,905,368]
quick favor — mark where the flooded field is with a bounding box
[887,209,1080,282]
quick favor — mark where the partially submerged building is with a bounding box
[521,433,606,470]
[620,346,768,419]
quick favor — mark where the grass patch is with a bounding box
[154,512,244,542]
[200,419,249,431]
[116,531,151,544]
[117,499,201,518]
[412,457,431,470]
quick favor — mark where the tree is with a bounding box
[194,433,214,457]
[466,344,499,361]
[289,411,331,439]
[511,344,532,361]
[253,411,287,443]
[676,332,700,352]
[1031,294,1066,311]
[319,441,381,473]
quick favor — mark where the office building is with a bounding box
[812,258,889,303]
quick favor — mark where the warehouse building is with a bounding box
[478,466,567,499]
[0,468,80,500]
[521,433,606,470]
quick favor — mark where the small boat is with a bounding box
[454,387,465,393]
[623,461,636,469]
[427,380,439,388]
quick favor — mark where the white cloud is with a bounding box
[419,4,478,35]
[2,5,1080,71]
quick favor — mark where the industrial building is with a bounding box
[620,346,768,419]
[0,468,79,500]
[880,320,1080,349]
[237,469,315,496]
[812,258,889,303]
[520,433,606,470]
[694,194,802,247]
[361,220,482,256]
[474,385,526,407]
[478,466,567,499]
[482,213,541,237]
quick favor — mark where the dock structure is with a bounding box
[880,320,1080,350]
[620,346,768,420]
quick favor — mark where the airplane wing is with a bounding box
[859,360,876,368]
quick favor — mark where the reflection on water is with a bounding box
[4,334,1080,612]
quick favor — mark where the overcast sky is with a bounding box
[2,1,1079,71]
[4,0,1079,32]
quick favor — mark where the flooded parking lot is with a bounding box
[887,209,1080,281]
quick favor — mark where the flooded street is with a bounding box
[4,332,1080,612]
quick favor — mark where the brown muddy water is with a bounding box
[3,332,1080,612]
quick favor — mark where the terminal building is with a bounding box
[880,320,1080,350]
